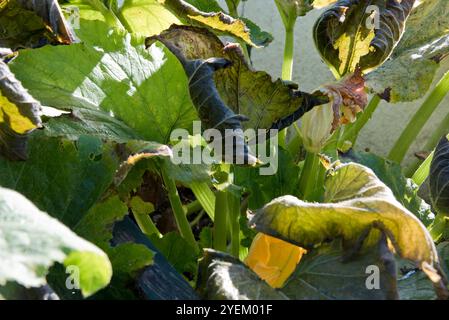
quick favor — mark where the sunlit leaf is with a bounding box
[9,21,198,144]
[341,150,434,226]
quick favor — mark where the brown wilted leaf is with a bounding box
[321,68,368,131]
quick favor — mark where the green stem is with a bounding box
[161,167,199,253]
[190,210,205,227]
[405,111,449,177]
[281,26,295,81]
[134,212,162,238]
[298,152,324,201]
[224,0,250,62]
[183,200,202,216]
[225,0,240,17]
[278,25,296,148]
[286,122,303,156]
[429,214,449,243]
[190,182,215,220]
[410,151,434,186]
[339,95,381,148]
[388,71,449,164]
[227,189,241,258]
[214,190,228,252]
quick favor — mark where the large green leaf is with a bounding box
[0,0,75,49]
[314,0,415,78]
[0,186,112,297]
[366,0,449,102]
[158,0,270,47]
[9,21,198,144]
[147,25,327,132]
[197,249,289,300]
[250,162,449,298]
[0,60,41,159]
[341,150,434,225]
[0,133,170,298]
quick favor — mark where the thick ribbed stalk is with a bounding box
[161,167,199,253]
[213,190,228,252]
[410,151,434,186]
[298,152,324,201]
[388,72,449,164]
[190,182,215,220]
[134,212,162,238]
[281,26,295,81]
[405,110,449,177]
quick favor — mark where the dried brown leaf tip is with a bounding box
[322,67,368,131]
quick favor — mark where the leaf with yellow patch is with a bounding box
[0,61,41,159]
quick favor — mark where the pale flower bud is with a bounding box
[299,102,334,154]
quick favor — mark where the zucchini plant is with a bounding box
[1,0,449,300]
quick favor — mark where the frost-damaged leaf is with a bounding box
[341,150,434,226]
[249,162,449,298]
[147,32,258,165]
[366,0,449,102]
[314,0,415,79]
[0,0,75,49]
[0,61,41,159]
[282,237,398,299]
[429,135,449,216]
[197,249,289,300]
[147,25,327,132]
[9,21,198,144]
[0,186,112,297]
[158,0,270,47]
[185,0,273,46]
